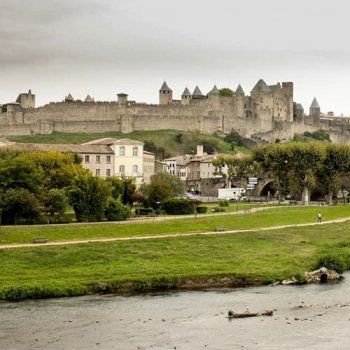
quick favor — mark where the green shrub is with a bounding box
[105,199,130,221]
[162,198,194,215]
[218,199,229,207]
[314,254,346,274]
[196,206,208,213]
[212,207,226,212]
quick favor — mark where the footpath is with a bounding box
[1,215,349,250]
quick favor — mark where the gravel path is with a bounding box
[1,215,349,250]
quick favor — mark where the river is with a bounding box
[1,273,350,350]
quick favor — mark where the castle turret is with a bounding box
[192,86,205,99]
[235,84,245,117]
[159,81,173,105]
[235,84,244,95]
[117,93,128,105]
[309,97,320,126]
[281,82,294,122]
[251,79,273,122]
[16,89,35,109]
[208,85,219,96]
[181,87,191,105]
[65,93,75,102]
[84,94,94,103]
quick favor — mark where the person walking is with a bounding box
[318,212,322,223]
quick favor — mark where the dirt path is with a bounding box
[1,216,349,250]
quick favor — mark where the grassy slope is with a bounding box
[1,220,350,300]
[7,130,251,156]
[0,205,349,244]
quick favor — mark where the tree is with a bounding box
[121,177,136,206]
[317,144,350,205]
[43,189,68,216]
[105,199,130,221]
[0,188,41,225]
[224,129,245,148]
[253,143,323,205]
[106,176,124,200]
[24,151,86,190]
[68,173,111,221]
[219,88,234,97]
[0,157,44,195]
[146,172,185,208]
[213,155,257,188]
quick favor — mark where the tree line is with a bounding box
[0,148,187,225]
[214,143,350,205]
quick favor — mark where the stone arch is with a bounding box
[258,180,277,197]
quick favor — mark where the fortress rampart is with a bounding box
[1,80,350,144]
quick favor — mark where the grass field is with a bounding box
[0,205,349,245]
[7,130,251,157]
[1,219,350,301]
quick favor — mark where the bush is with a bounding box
[105,199,130,221]
[314,254,346,274]
[196,206,208,213]
[218,199,229,207]
[212,207,226,212]
[135,208,155,216]
[162,198,194,215]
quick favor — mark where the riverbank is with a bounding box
[1,218,350,301]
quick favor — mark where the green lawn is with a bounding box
[1,220,350,300]
[0,205,349,245]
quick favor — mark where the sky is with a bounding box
[1,0,350,115]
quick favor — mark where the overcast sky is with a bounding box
[1,0,350,114]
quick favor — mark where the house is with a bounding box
[5,138,155,186]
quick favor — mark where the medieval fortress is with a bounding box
[1,80,350,144]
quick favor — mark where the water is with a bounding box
[1,274,350,350]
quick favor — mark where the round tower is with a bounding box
[309,98,320,126]
[181,87,191,105]
[235,84,245,118]
[159,81,173,105]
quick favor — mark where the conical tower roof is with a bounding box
[84,94,94,102]
[208,85,219,94]
[192,86,204,97]
[160,81,172,92]
[182,87,191,97]
[65,93,74,102]
[235,84,244,94]
[310,97,320,109]
[251,79,271,93]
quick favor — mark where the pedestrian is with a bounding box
[318,212,322,223]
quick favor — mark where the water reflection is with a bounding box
[1,273,350,349]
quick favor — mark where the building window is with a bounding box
[133,146,138,157]
[96,169,100,176]
[106,169,111,177]
[85,155,90,163]
[96,155,100,164]
[119,146,125,156]
[106,155,111,163]
[119,165,125,175]
[132,165,138,176]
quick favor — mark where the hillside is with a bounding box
[8,130,251,159]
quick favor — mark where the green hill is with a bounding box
[8,130,251,159]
